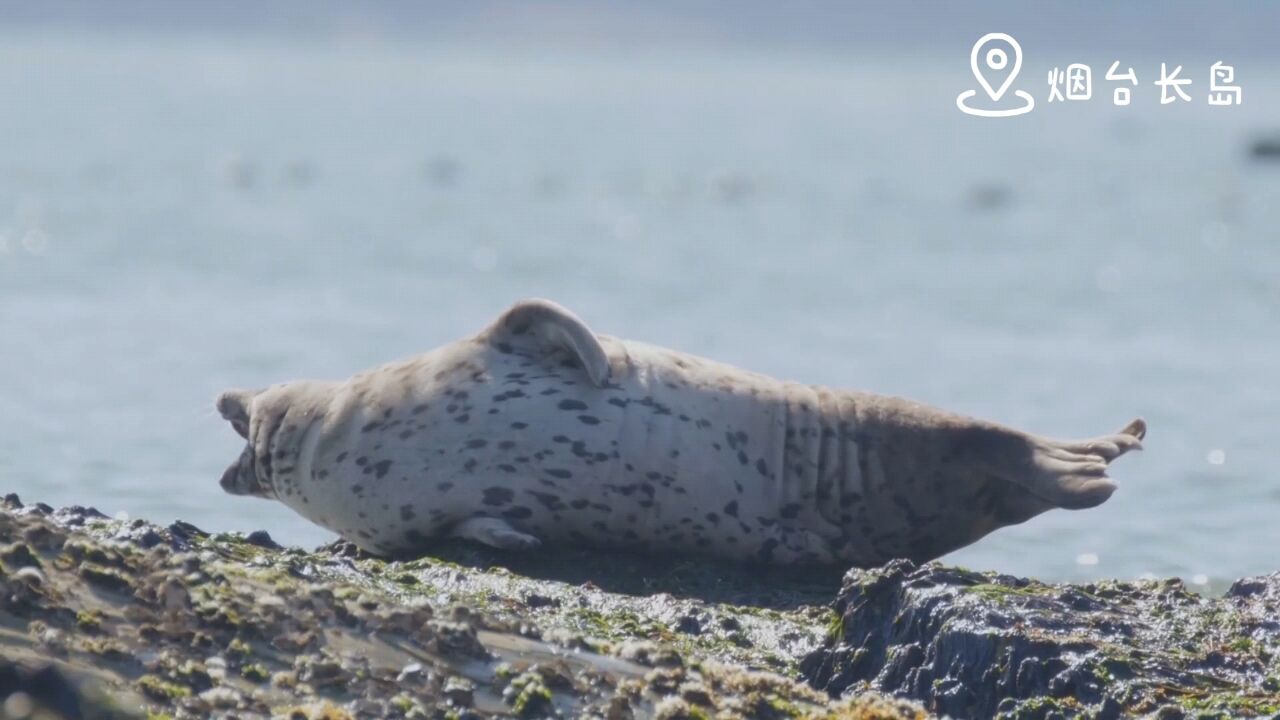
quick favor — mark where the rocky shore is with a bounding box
[803,561,1280,719]
[0,496,1276,719]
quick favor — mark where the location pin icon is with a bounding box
[970,33,1022,102]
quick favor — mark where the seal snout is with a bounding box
[220,447,268,498]
[219,462,245,494]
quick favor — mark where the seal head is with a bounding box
[216,388,272,498]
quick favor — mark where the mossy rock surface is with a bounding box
[0,497,924,719]
[11,494,1278,719]
[802,559,1280,718]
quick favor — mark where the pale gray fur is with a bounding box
[217,298,1145,566]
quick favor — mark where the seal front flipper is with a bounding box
[451,516,543,551]
[484,298,611,387]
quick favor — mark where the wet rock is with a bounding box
[0,499,913,719]
[0,659,135,719]
[802,559,1280,718]
[0,542,42,570]
[674,613,702,635]
[166,520,207,546]
[524,591,559,609]
[245,529,281,549]
[424,619,489,659]
[56,506,109,527]
[396,662,425,683]
[443,677,474,707]
[78,564,133,593]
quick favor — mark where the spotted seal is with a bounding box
[216,298,1145,565]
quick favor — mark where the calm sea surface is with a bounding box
[1,34,1277,585]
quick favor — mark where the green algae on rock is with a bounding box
[0,497,923,719]
[802,560,1280,719]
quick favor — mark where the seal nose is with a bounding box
[220,462,245,495]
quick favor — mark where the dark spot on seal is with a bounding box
[755,458,769,477]
[511,422,528,430]
[335,452,348,463]
[400,505,415,521]
[705,512,720,525]
[780,503,801,519]
[737,451,749,465]
[546,468,573,479]
[466,439,488,449]
[502,506,533,520]
[356,456,368,467]
[608,398,628,408]
[578,415,600,425]
[483,487,514,506]
[373,460,392,479]
[553,399,587,412]
[758,538,779,562]
[723,501,739,518]
[526,491,564,510]
[412,403,430,414]
[454,414,470,423]
[570,499,589,510]
[361,421,383,433]
[499,464,517,473]
[437,482,454,492]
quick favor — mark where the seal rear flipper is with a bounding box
[484,298,612,388]
[451,516,543,551]
[1018,418,1147,510]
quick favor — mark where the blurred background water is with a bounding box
[0,2,1278,586]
